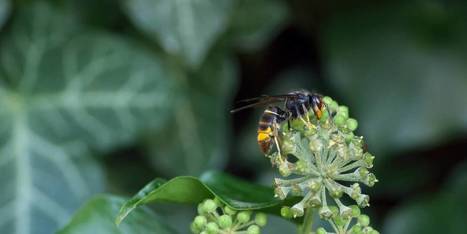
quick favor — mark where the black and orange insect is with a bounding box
[231,90,325,155]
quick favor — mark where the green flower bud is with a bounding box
[304,127,318,137]
[346,118,358,131]
[358,215,370,227]
[323,96,333,106]
[255,213,267,227]
[364,173,378,187]
[357,167,369,178]
[339,205,353,219]
[224,206,236,215]
[329,186,343,198]
[350,183,362,199]
[362,226,375,234]
[291,203,305,217]
[237,211,251,223]
[202,199,217,213]
[329,206,339,218]
[357,194,370,207]
[363,152,375,168]
[319,206,333,220]
[278,162,292,177]
[307,193,322,208]
[309,138,324,152]
[197,204,205,215]
[191,222,200,233]
[274,186,290,200]
[247,225,260,234]
[281,206,293,219]
[316,227,327,234]
[350,224,363,234]
[295,160,308,174]
[319,109,330,123]
[328,100,339,113]
[338,106,349,119]
[350,205,361,217]
[194,216,207,229]
[205,222,219,234]
[333,215,346,227]
[334,114,346,127]
[218,215,232,229]
[308,179,321,193]
[290,184,303,196]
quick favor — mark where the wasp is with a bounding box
[231,90,325,155]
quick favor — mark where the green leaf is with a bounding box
[58,195,176,234]
[323,1,467,157]
[122,0,234,68]
[0,2,173,234]
[226,0,289,50]
[0,0,10,30]
[146,52,236,176]
[116,171,295,225]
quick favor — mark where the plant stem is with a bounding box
[298,208,314,234]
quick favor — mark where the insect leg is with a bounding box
[297,105,313,129]
[272,123,284,163]
[302,104,311,123]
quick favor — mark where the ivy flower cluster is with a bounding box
[267,96,378,226]
[191,199,268,234]
[314,205,378,234]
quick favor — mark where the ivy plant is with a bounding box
[60,96,379,234]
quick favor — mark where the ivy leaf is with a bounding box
[226,0,289,50]
[122,0,234,68]
[58,195,176,234]
[146,52,236,176]
[323,1,467,158]
[116,171,298,225]
[0,0,10,29]
[0,2,173,234]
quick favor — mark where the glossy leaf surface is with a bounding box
[123,0,234,68]
[116,171,295,225]
[0,2,173,234]
[58,195,175,234]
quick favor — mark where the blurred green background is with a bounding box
[0,0,467,233]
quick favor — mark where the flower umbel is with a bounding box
[315,206,379,234]
[191,198,267,234]
[267,96,378,219]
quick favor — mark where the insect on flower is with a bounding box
[230,90,325,155]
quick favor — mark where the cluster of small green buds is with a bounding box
[315,206,378,234]
[191,198,268,234]
[267,96,378,219]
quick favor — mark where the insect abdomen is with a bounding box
[257,126,272,154]
[256,110,276,154]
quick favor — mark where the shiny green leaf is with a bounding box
[116,171,296,225]
[122,0,234,68]
[58,195,175,234]
[0,2,173,234]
